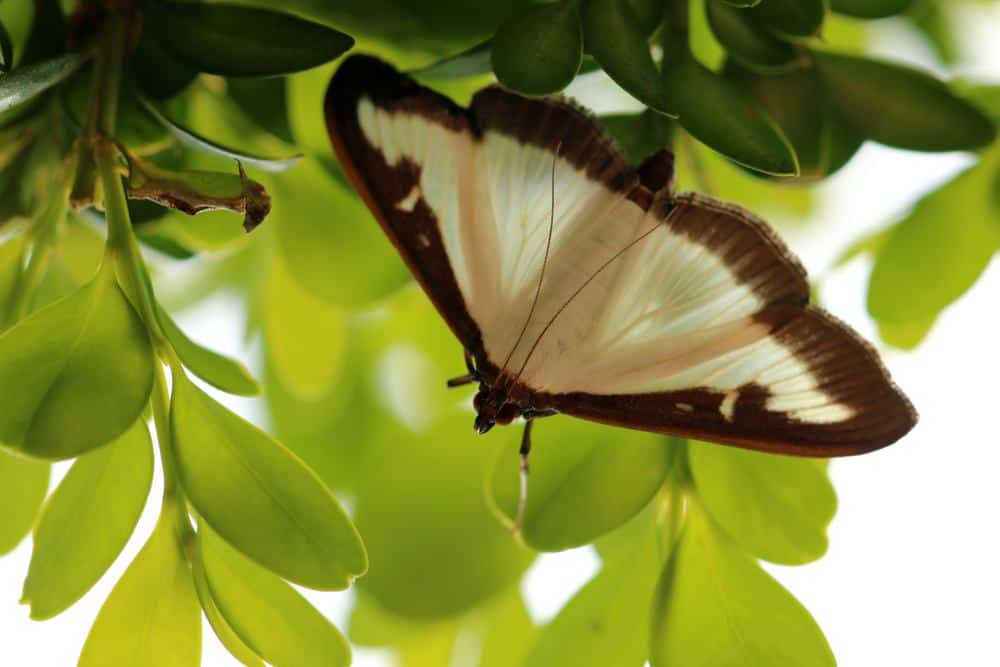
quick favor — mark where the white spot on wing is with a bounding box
[675,403,694,413]
[396,185,421,212]
[719,391,738,422]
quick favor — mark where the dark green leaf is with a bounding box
[815,50,997,151]
[132,30,198,100]
[158,304,260,396]
[867,148,1000,346]
[148,3,354,77]
[830,0,912,19]
[490,421,671,551]
[200,525,353,667]
[688,442,836,565]
[491,3,582,96]
[749,0,824,36]
[649,500,835,667]
[524,516,660,667]
[0,262,155,460]
[79,510,201,667]
[723,0,762,5]
[22,421,153,619]
[706,0,796,70]
[959,84,1000,123]
[0,19,12,73]
[0,53,83,114]
[0,449,49,554]
[19,0,65,66]
[582,0,671,113]
[599,110,673,164]
[227,77,295,144]
[170,368,367,590]
[628,0,665,36]
[662,59,798,175]
[140,97,303,171]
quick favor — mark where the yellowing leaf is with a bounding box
[649,500,835,667]
[0,263,154,459]
[170,369,366,590]
[22,421,153,619]
[0,448,48,554]
[688,442,836,565]
[199,525,352,667]
[79,510,201,667]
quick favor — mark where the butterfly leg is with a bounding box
[513,419,534,535]
[446,349,478,388]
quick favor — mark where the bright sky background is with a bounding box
[2,4,998,666]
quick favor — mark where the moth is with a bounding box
[324,55,917,524]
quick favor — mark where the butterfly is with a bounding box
[324,55,917,525]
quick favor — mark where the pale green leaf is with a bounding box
[490,421,671,551]
[79,511,201,667]
[688,441,836,565]
[191,543,264,667]
[524,515,661,667]
[170,369,366,590]
[479,587,537,667]
[0,448,48,554]
[199,525,352,667]
[0,263,154,459]
[158,304,260,396]
[649,500,835,667]
[22,421,153,619]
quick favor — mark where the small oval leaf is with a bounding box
[649,500,836,667]
[815,50,997,151]
[147,3,354,77]
[491,3,583,96]
[599,110,674,164]
[22,421,153,619]
[706,0,796,70]
[200,525,353,667]
[490,421,671,551]
[662,59,799,175]
[582,0,672,113]
[170,369,367,590]
[132,30,198,100]
[749,0,824,36]
[0,53,83,113]
[688,441,836,565]
[79,510,201,667]
[0,449,49,555]
[830,0,912,19]
[158,305,260,396]
[0,264,155,460]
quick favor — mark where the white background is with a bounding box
[2,5,999,666]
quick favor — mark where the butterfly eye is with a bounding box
[473,391,486,412]
[495,403,519,425]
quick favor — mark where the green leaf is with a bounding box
[649,500,835,667]
[227,77,295,144]
[0,263,155,460]
[22,421,153,619]
[491,2,582,96]
[18,0,65,67]
[79,510,201,667]
[830,0,912,19]
[706,0,796,70]
[191,543,265,667]
[833,225,891,267]
[479,588,537,667]
[0,53,83,113]
[132,30,198,100]
[688,442,836,565]
[958,83,1000,123]
[0,449,48,554]
[749,0,824,36]
[490,421,672,551]
[410,40,493,79]
[169,368,366,590]
[599,110,673,164]
[158,304,260,396]
[140,98,303,172]
[270,157,410,307]
[525,516,660,667]
[0,232,26,326]
[581,0,671,113]
[662,59,798,176]
[0,19,12,73]
[147,3,354,77]
[876,317,935,350]
[199,525,352,667]
[815,50,997,151]
[867,149,1000,344]
[263,252,346,399]
[354,417,533,619]
[627,0,666,36]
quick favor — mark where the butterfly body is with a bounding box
[324,55,917,462]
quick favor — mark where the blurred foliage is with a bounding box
[0,0,997,666]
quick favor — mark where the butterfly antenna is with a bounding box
[499,141,561,379]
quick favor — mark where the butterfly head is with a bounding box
[473,386,520,434]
